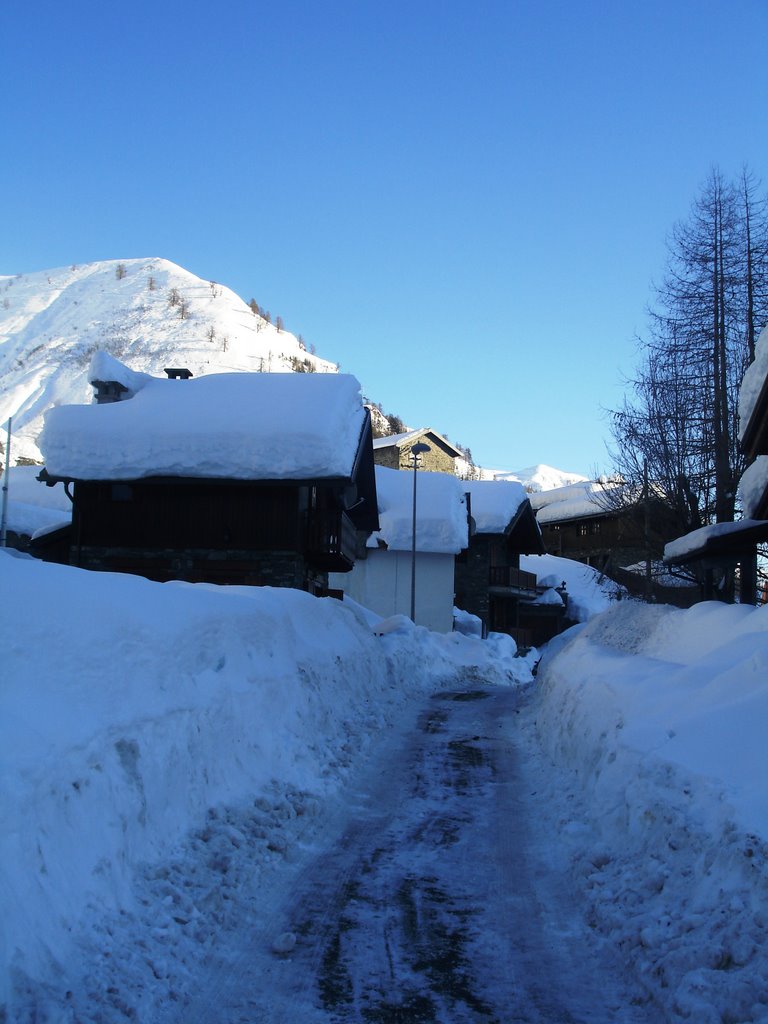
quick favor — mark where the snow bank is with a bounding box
[0,551,532,1010]
[534,601,768,1020]
[521,551,623,621]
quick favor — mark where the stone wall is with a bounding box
[71,546,326,591]
[374,437,457,475]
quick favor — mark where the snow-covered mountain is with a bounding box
[0,258,337,464]
[0,260,589,485]
[492,463,588,491]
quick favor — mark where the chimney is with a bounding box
[92,379,129,404]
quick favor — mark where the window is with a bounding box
[579,523,588,537]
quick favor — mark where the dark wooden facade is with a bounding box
[453,500,560,646]
[40,402,379,593]
[62,477,367,591]
[539,500,680,578]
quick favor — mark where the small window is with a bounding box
[579,523,589,537]
[591,521,601,535]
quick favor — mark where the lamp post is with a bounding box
[409,442,431,622]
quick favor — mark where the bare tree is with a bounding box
[609,168,768,533]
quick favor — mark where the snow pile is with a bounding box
[370,466,468,553]
[534,600,768,1021]
[464,478,528,533]
[0,258,337,464]
[521,551,623,621]
[0,551,532,1014]
[41,363,368,481]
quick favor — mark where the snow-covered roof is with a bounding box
[739,456,768,519]
[0,258,339,466]
[664,519,768,564]
[531,480,620,523]
[369,466,468,554]
[41,355,369,482]
[738,323,768,450]
[463,479,528,534]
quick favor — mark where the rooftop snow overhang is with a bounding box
[740,372,768,459]
[663,520,768,566]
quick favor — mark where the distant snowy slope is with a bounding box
[0,258,336,463]
[494,463,588,492]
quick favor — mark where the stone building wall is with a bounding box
[72,546,327,591]
[374,436,457,475]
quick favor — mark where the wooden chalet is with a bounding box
[373,428,463,476]
[532,480,680,581]
[454,481,556,646]
[37,360,378,594]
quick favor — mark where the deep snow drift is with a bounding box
[0,550,533,1017]
[3,548,768,1022]
[534,602,768,1022]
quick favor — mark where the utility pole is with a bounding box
[0,417,12,548]
[409,442,431,622]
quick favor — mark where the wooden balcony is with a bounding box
[488,566,538,596]
[304,508,357,572]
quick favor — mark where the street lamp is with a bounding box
[410,442,431,622]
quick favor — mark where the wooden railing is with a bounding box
[304,509,357,571]
[488,566,538,594]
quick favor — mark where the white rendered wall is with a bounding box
[330,549,455,633]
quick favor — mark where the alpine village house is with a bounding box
[37,354,378,594]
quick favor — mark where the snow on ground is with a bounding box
[521,551,624,622]
[4,545,768,1021]
[532,600,768,1022]
[0,550,533,1019]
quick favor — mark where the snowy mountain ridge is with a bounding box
[0,257,337,464]
[1,258,585,487]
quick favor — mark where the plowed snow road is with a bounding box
[175,685,659,1023]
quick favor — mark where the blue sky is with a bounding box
[2,0,766,476]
